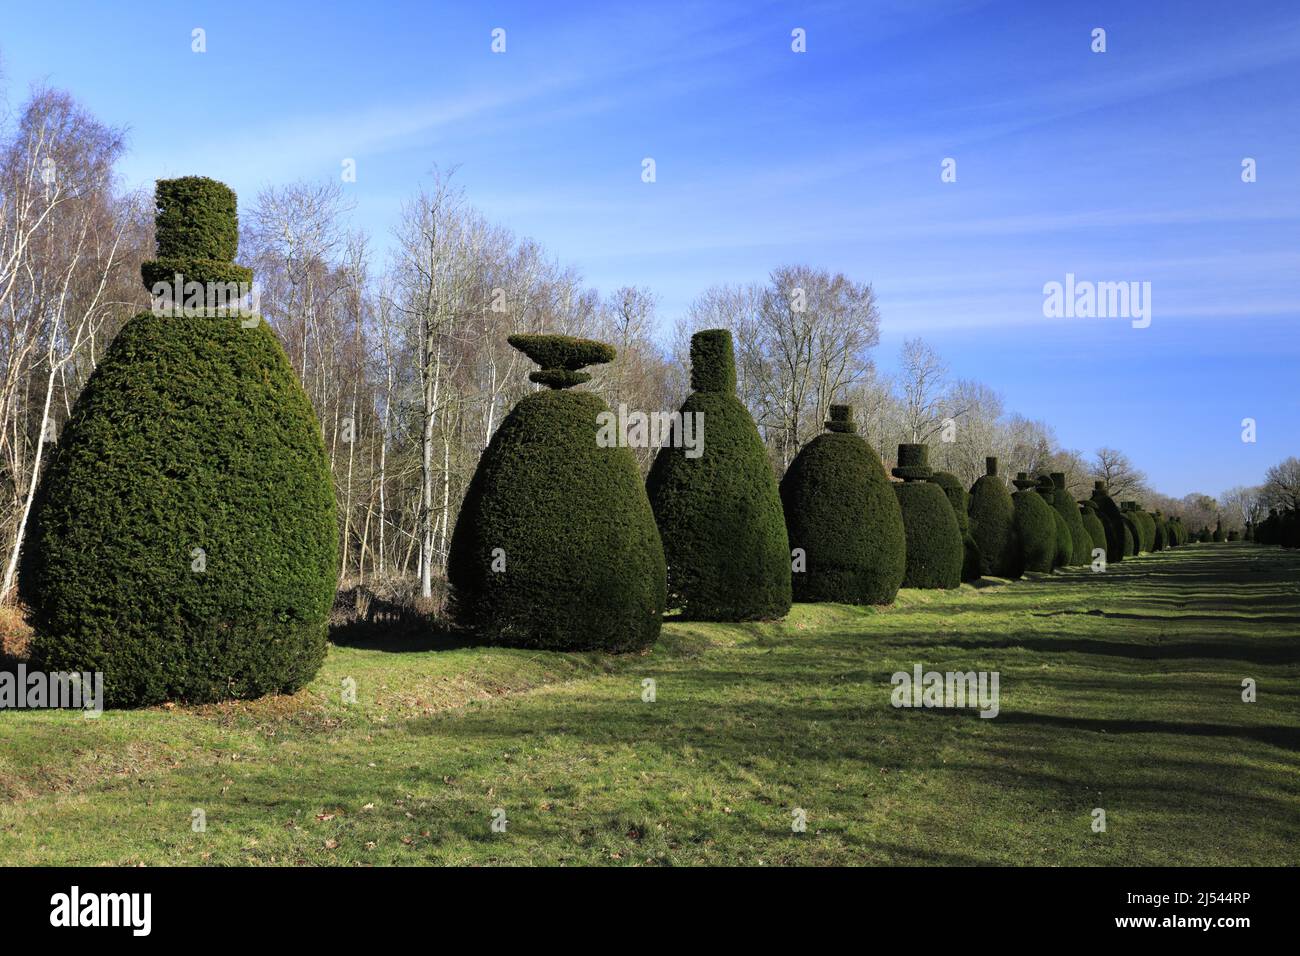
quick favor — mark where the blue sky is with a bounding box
[3,0,1297,497]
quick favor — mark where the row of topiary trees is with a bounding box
[8,176,1230,707]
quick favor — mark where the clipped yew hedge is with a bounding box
[447,335,665,651]
[968,457,1021,579]
[647,330,791,620]
[780,405,905,604]
[892,444,962,589]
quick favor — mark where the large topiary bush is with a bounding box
[1012,473,1057,573]
[1119,511,1140,556]
[1035,476,1075,568]
[1124,503,1155,553]
[780,405,906,604]
[447,334,665,651]
[1078,501,1108,558]
[968,457,1020,579]
[1044,473,1091,565]
[20,177,337,707]
[892,444,963,589]
[1211,518,1225,543]
[1089,481,1126,563]
[646,329,791,620]
[929,469,981,581]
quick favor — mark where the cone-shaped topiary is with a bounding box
[1123,502,1155,553]
[646,329,790,620]
[1012,473,1057,572]
[968,457,1021,579]
[19,177,337,707]
[779,405,906,604]
[1212,518,1225,542]
[447,334,665,650]
[1035,476,1074,568]
[892,444,963,589]
[1044,473,1091,565]
[1089,481,1126,563]
[1078,501,1108,558]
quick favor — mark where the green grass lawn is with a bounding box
[1,541,1296,866]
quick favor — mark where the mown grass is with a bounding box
[0,542,1296,866]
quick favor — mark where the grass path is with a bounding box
[1,542,1296,865]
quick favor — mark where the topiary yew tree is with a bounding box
[1044,473,1091,565]
[20,177,337,707]
[1035,476,1073,568]
[928,469,982,582]
[1089,481,1126,563]
[780,405,906,604]
[1012,473,1057,573]
[646,329,791,620]
[968,457,1020,579]
[892,444,962,589]
[1078,500,1108,558]
[447,334,665,651]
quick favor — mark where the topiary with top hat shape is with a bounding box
[646,329,791,620]
[19,177,337,707]
[1078,500,1108,557]
[968,456,1020,579]
[779,405,905,604]
[892,444,962,589]
[1044,472,1091,565]
[1035,476,1073,568]
[447,334,666,651]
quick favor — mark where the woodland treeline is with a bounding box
[2,85,1294,604]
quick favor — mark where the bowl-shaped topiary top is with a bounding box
[447,385,666,651]
[19,312,338,706]
[969,457,1021,579]
[507,333,615,389]
[141,176,253,291]
[646,329,790,620]
[780,408,905,604]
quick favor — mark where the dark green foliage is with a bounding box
[961,534,983,582]
[1212,518,1225,543]
[22,313,337,707]
[1089,481,1126,563]
[968,457,1020,578]
[1078,501,1108,557]
[1152,512,1168,551]
[890,444,962,589]
[507,333,614,389]
[688,328,738,393]
[929,469,979,582]
[647,330,790,620]
[929,471,970,534]
[22,176,336,708]
[1127,505,1156,553]
[152,176,239,262]
[894,483,963,589]
[1121,517,1137,556]
[1285,510,1300,549]
[780,406,906,604]
[1039,473,1087,566]
[1227,529,1240,541]
[447,375,666,651]
[1012,473,1056,573]
[1258,510,1279,545]
[141,258,254,291]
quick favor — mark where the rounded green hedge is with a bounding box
[1127,505,1155,553]
[647,330,791,620]
[780,405,905,604]
[1043,474,1091,565]
[892,445,962,589]
[968,457,1021,579]
[1211,519,1225,543]
[447,340,666,651]
[1035,477,1073,568]
[1012,473,1056,573]
[929,470,981,581]
[21,177,336,708]
[1089,481,1126,563]
[1078,501,1107,558]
